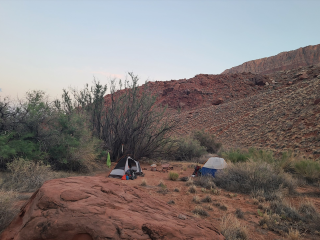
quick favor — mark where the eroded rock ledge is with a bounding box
[1,176,224,240]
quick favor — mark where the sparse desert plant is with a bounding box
[0,190,18,233]
[220,214,248,240]
[298,200,320,221]
[213,161,297,197]
[194,175,216,189]
[185,178,194,186]
[189,185,197,193]
[2,158,53,191]
[168,172,179,181]
[167,200,175,204]
[141,179,147,186]
[158,181,166,189]
[192,206,209,217]
[235,209,244,219]
[287,228,300,240]
[174,188,180,192]
[192,195,201,204]
[211,188,221,195]
[201,195,212,203]
[220,205,228,211]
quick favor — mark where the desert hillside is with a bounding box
[222,44,320,74]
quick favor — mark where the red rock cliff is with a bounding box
[222,44,320,74]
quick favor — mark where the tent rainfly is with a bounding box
[109,156,143,178]
[201,157,227,177]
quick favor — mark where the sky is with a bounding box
[1,0,320,99]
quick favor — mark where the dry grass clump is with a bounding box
[220,214,248,240]
[168,172,179,181]
[2,158,53,192]
[0,190,18,233]
[194,175,216,189]
[140,179,147,186]
[201,195,212,203]
[157,181,168,195]
[167,200,175,205]
[192,195,201,204]
[235,209,244,219]
[192,206,209,217]
[185,177,194,186]
[269,200,302,221]
[188,185,197,193]
[287,228,300,240]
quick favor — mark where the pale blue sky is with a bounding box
[1,0,320,98]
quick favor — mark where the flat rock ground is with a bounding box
[3,161,320,240]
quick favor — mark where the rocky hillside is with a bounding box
[168,64,320,158]
[222,44,320,74]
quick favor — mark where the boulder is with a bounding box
[212,98,224,105]
[1,176,224,240]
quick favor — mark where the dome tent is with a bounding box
[109,156,143,178]
[201,157,227,177]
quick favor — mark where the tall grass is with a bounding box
[0,190,18,233]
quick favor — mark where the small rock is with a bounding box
[178,214,187,220]
[299,73,308,80]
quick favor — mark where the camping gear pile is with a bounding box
[109,156,143,180]
[192,157,227,177]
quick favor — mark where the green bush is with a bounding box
[221,148,275,164]
[221,149,251,163]
[172,137,207,161]
[193,130,221,153]
[293,160,320,183]
[168,172,179,181]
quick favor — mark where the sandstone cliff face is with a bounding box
[222,44,320,74]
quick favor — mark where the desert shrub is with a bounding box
[235,209,244,219]
[298,200,320,221]
[158,181,166,189]
[293,160,320,183]
[194,175,216,189]
[174,188,180,192]
[269,200,302,221]
[221,149,251,163]
[192,195,201,204]
[2,158,52,191]
[180,176,189,182]
[172,137,207,161]
[220,214,248,240]
[221,148,275,164]
[0,190,18,233]
[220,205,228,211]
[168,172,179,181]
[193,130,221,153]
[189,185,197,193]
[287,228,300,240]
[192,206,209,217]
[167,200,175,204]
[201,195,212,203]
[213,161,297,196]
